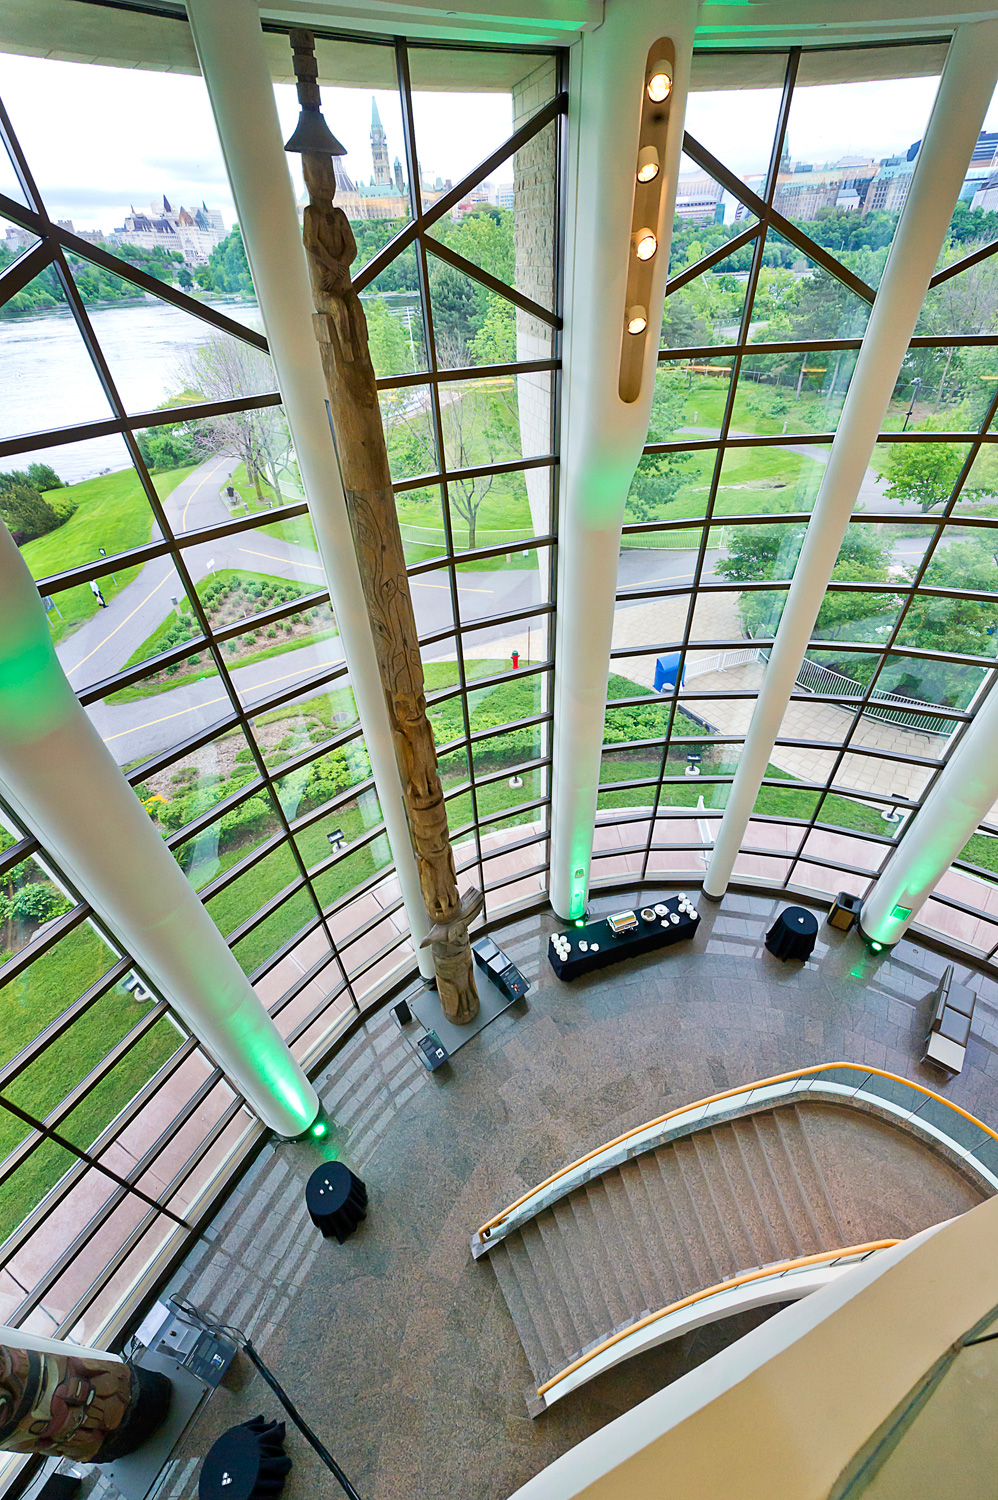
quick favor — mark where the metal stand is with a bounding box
[409,969,526,1057]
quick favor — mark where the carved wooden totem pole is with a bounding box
[285,30,482,1023]
[0,1343,170,1461]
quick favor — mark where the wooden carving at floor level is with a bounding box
[285,29,482,1023]
[0,1344,171,1461]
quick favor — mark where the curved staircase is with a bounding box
[474,1069,996,1412]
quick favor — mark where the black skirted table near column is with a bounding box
[305,1161,368,1242]
[765,905,819,962]
[548,897,700,980]
[199,1418,291,1500]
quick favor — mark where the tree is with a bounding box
[177,266,194,291]
[364,296,413,378]
[896,535,998,706]
[883,437,965,511]
[177,337,291,502]
[626,368,692,521]
[471,293,516,365]
[204,226,254,297]
[0,477,63,544]
[440,380,519,548]
[25,462,64,492]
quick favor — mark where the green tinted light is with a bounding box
[871,941,883,953]
[311,1120,328,1138]
[575,919,585,927]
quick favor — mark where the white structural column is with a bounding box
[186,0,433,979]
[0,525,318,1138]
[549,0,698,920]
[861,685,998,946]
[703,21,998,902]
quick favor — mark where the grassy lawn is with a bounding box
[107,570,337,703]
[0,923,181,1245]
[26,466,194,643]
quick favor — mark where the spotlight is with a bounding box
[871,941,883,953]
[575,918,585,927]
[636,146,660,183]
[647,61,673,103]
[626,305,648,335]
[311,1120,328,1139]
[634,228,658,261]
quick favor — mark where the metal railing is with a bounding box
[535,1239,900,1400]
[794,655,954,736]
[475,1062,998,1245]
[685,646,764,680]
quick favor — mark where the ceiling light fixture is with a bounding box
[636,146,660,184]
[633,228,658,261]
[626,305,648,334]
[647,61,672,103]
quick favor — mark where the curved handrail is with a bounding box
[535,1239,900,1399]
[476,1061,998,1240]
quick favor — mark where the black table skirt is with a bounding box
[305,1162,368,1242]
[549,899,699,980]
[765,906,818,962]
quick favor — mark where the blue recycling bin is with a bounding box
[654,652,685,693]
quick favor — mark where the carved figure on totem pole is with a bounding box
[0,1345,171,1462]
[285,30,482,1023]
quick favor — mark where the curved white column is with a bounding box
[0,524,318,1138]
[861,683,998,947]
[549,0,698,920]
[186,0,433,979]
[703,21,998,901]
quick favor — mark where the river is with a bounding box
[0,295,263,482]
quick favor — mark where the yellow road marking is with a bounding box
[238,546,324,572]
[106,692,229,741]
[413,580,493,594]
[67,572,171,678]
[181,455,229,532]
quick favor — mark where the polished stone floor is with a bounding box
[129,890,998,1500]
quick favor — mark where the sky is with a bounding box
[0,52,514,234]
[1,50,997,234]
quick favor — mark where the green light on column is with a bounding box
[871,941,883,953]
[575,918,585,927]
[311,1120,328,1139]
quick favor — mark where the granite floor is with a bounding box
[110,890,998,1500]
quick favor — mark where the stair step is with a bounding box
[489,1241,555,1384]
[617,1157,685,1308]
[550,1196,619,1337]
[711,1121,782,1266]
[671,1137,739,1281]
[781,1106,846,1246]
[568,1187,634,1332]
[691,1130,762,1271]
[729,1115,805,1261]
[602,1166,671,1315]
[582,1177,652,1326]
[534,1209,600,1354]
[520,1218,589,1361]
[502,1233,571,1379]
[750,1112,824,1255]
[643,1147,720,1290]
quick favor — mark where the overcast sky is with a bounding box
[0,53,514,232]
[1,51,996,233]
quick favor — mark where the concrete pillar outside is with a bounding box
[0,523,318,1138]
[703,21,998,901]
[549,0,699,920]
[186,0,434,979]
[861,683,998,947]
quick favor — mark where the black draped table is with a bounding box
[765,905,818,962]
[548,897,700,980]
[305,1161,368,1242]
[199,1418,291,1500]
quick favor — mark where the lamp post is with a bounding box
[901,376,923,432]
[283,30,482,1024]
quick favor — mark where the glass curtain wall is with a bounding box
[0,4,562,1375]
[596,42,998,967]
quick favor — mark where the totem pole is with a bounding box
[284,31,482,1023]
[0,1341,170,1461]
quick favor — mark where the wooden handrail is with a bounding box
[534,1239,900,1398]
[476,1061,998,1239]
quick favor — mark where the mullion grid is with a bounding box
[601,48,801,886]
[781,381,998,891]
[0,26,565,1333]
[606,43,998,901]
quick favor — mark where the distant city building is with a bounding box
[55,219,74,233]
[304,97,450,222]
[495,182,514,210]
[3,224,33,251]
[907,128,998,203]
[865,159,915,216]
[971,169,998,215]
[772,155,879,220]
[112,195,226,264]
[675,172,725,223]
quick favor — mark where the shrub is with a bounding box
[0,478,64,543]
[9,882,72,925]
[219,795,272,849]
